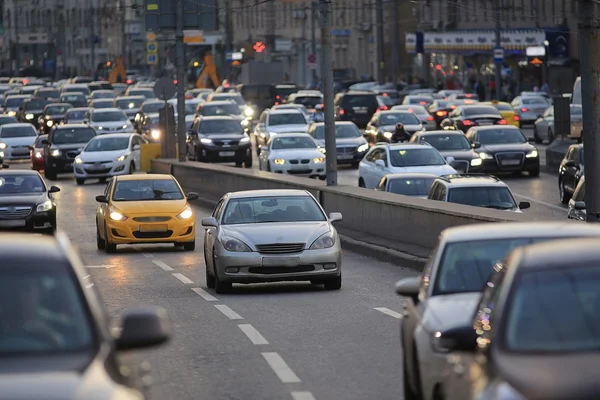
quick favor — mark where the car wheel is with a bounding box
[204,248,215,289]
[351,162,359,169]
[104,226,117,253]
[129,162,135,174]
[96,225,106,250]
[529,168,540,177]
[183,240,196,251]
[533,126,542,144]
[559,178,570,204]
[45,169,57,180]
[244,153,253,168]
[235,159,243,167]
[323,275,342,290]
[547,128,554,144]
[358,178,365,188]
[76,178,85,185]
[213,251,231,294]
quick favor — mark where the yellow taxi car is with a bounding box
[481,101,520,127]
[95,174,198,253]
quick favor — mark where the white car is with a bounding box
[395,222,600,400]
[392,105,436,130]
[0,123,37,160]
[88,108,134,133]
[358,143,457,189]
[258,133,326,179]
[73,133,147,185]
[254,109,310,152]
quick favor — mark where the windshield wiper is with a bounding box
[482,205,514,210]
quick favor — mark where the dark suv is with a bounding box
[334,90,379,128]
[17,98,52,128]
[42,125,98,180]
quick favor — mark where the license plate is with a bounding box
[262,257,300,267]
[502,159,521,166]
[139,224,168,232]
[89,164,105,170]
[0,220,26,228]
[337,154,353,160]
[478,120,492,125]
[219,151,235,157]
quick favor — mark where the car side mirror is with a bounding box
[518,201,530,210]
[41,139,49,145]
[328,212,342,222]
[574,200,586,210]
[375,159,385,168]
[95,194,108,203]
[132,144,141,150]
[564,160,576,167]
[395,276,420,304]
[437,325,479,352]
[48,186,60,193]
[187,192,199,201]
[472,142,481,149]
[445,156,455,163]
[114,306,171,351]
[201,216,218,227]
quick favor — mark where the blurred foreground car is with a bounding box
[201,189,343,293]
[0,232,171,399]
[374,173,436,198]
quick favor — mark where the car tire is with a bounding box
[104,226,117,253]
[204,248,215,289]
[96,225,106,250]
[559,178,570,204]
[45,168,57,180]
[547,128,554,144]
[403,342,424,400]
[76,178,85,185]
[183,240,196,251]
[358,178,365,188]
[213,251,231,294]
[533,126,542,144]
[129,162,135,174]
[244,153,253,168]
[529,168,540,177]
[324,275,342,290]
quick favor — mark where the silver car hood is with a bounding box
[268,124,309,134]
[421,292,482,333]
[222,222,331,249]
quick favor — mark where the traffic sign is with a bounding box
[225,52,232,62]
[146,54,158,65]
[146,32,156,41]
[493,47,504,63]
[153,77,177,100]
[147,41,158,53]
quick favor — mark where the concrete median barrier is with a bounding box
[152,159,534,270]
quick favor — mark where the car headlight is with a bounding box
[25,113,34,120]
[74,157,83,164]
[176,205,193,220]
[478,152,493,159]
[221,235,252,252]
[97,126,103,130]
[46,120,53,127]
[151,129,160,139]
[45,115,51,120]
[200,138,212,144]
[7,111,16,116]
[122,124,129,129]
[470,158,483,166]
[50,148,61,157]
[244,107,254,117]
[0,151,4,158]
[0,142,6,149]
[309,231,335,250]
[526,149,538,158]
[273,158,285,165]
[383,131,393,139]
[36,199,53,212]
[313,157,324,163]
[115,154,127,162]
[357,143,369,152]
[240,136,250,143]
[108,207,127,221]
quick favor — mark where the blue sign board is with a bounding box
[493,47,504,62]
[225,52,232,61]
[147,54,158,65]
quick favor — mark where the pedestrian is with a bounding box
[476,80,486,101]
[541,81,549,93]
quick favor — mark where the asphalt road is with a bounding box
[32,166,418,400]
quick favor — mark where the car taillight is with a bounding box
[126,79,132,84]
[463,119,474,126]
[419,101,426,105]
[427,116,434,121]
[276,95,280,99]
[498,119,508,125]
[339,109,345,115]
[379,106,388,111]
[451,105,456,109]
[436,111,448,116]
[521,107,529,112]
[514,115,520,121]
[274,102,279,105]
[465,94,472,98]
[320,103,324,108]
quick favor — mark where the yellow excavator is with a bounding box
[196,53,220,89]
[108,57,127,84]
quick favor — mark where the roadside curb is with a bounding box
[339,234,427,271]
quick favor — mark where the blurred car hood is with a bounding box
[222,222,331,250]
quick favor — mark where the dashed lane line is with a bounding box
[172,273,194,284]
[238,324,269,345]
[214,304,244,320]
[152,260,173,271]
[142,252,154,258]
[192,287,218,301]
[374,307,403,319]
[291,392,317,400]
[262,352,301,383]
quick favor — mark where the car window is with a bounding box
[447,187,517,210]
[211,94,244,105]
[477,129,527,144]
[0,174,45,193]
[492,103,513,111]
[46,105,71,115]
[387,177,435,196]
[522,97,550,105]
[128,89,154,99]
[271,136,317,150]
[380,113,420,125]
[62,95,85,102]
[52,128,96,144]
[293,96,322,108]
[314,124,361,140]
[112,179,184,201]
[202,104,240,116]
[342,95,377,107]
[389,148,446,167]
[84,137,130,152]
[268,113,307,126]
[198,120,243,134]
[212,199,225,219]
[0,125,36,138]
[5,97,27,107]
[91,111,128,122]
[116,98,144,109]
[65,110,87,121]
[222,196,326,224]
[420,134,470,150]
[463,106,500,116]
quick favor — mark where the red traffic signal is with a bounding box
[253,41,266,53]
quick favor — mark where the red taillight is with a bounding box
[427,116,434,121]
[383,92,388,97]
[274,102,279,105]
[498,119,508,125]
[436,111,448,116]
[465,94,472,98]
[339,109,345,115]
[276,95,280,99]
[126,79,132,84]
[513,115,520,121]
[23,79,29,85]
[419,101,426,105]
[320,103,324,108]
[408,108,414,112]
[463,119,474,126]
[379,106,388,111]
[521,107,529,112]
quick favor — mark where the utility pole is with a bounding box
[224,0,232,81]
[375,0,385,84]
[319,0,336,186]
[311,1,317,84]
[14,6,20,72]
[578,0,600,223]
[494,0,502,100]
[120,0,127,63]
[266,0,276,62]
[301,8,307,86]
[391,0,399,89]
[175,0,186,162]
[90,0,96,76]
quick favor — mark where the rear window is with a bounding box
[341,94,377,108]
[293,96,322,108]
[0,125,37,138]
[493,103,513,111]
[52,128,96,144]
[387,177,434,196]
[464,106,500,116]
[24,99,51,110]
[447,186,516,210]
[522,97,549,105]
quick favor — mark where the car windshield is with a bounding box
[422,134,471,150]
[46,106,71,115]
[522,97,550,105]
[0,126,36,138]
[143,103,165,113]
[380,113,420,125]
[66,111,87,121]
[222,196,326,224]
[504,265,600,353]
[0,116,17,125]
[269,113,307,126]
[185,103,196,115]
[447,187,516,210]
[314,124,361,140]
[53,128,96,144]
[272,136,316,150]
[199,120,243,134]
[202,104,240,116]
[85,137,130,152]
[24,99,51,110]
[64,86,90,95]
[478,129,527,144]
[5,97,26,107]
[389,148,446,167]
[62,95,84,103]
[212,94,244,105]
[91,111,127,122]
[91,101,113,109]
[129,89,154,99]
[464,106,500,116]
[36,90,60,99]
[116,98,144,109]
[294,96,322,108]
[0,263,94,354]
[387,177,434,196]
[112,179,184,201]
[91,91,116,99]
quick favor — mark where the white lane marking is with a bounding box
[191,287,218,301]
[142,252,154,258]
[85,265,116,269]
[152,260,173,271]
[512,192,566,212]
[374,307,403,319]
[214,304,243,320]
[172,273,194,284]
[238,324,269,345]
[262,352,301,383]
[291,392,316,400]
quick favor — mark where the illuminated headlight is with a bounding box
[313,157,324,163]
[309,232,335,249]
[526,150,538,158]
[318,147,326,154]
[0,151,4,158]
[7,111,16,116]
[383,131,393,139]
[97,126,103,130]
[74,157,83,164]
[241,119,249,126]
[357,143,369,152]
[25,113,34,120]
[0,142,6,149]
[122,124,129,129]
[115,154,127,162]
[431,332,452,353]
[273,158,285,165]
[109,207,127,221]
[46,120,53,127]
[221,235,252,252]
[151,129,160,139]
[51,148,61,157]
[470,158,483,166]
[45,115,51,120]
[244,107,254,117]
[478,152,493,159]
[240,136,250,143]
[36,199,53,212]
[200,138,212,144]
[176,205,193,220]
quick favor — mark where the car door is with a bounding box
[369,148,389,187]
[97,179,114,234]
[563,147,580,192]
[131,136,143,168]
[205,198,226,271]
[359,147,379,187]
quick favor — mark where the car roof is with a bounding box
[91,133,135,139]
[311,121,355,126]
[385,143,430,150]
[55,124,93,129]
[436,174,507,187]
[517,238,600,271]
[67,107,91,112]
[211,92,239,97]
[268,109,304,115]
[116,174,174,181]
[417,130,464,136]
[0,232,67,263]
[46,103,72,108]
[142,99,164,104]
[198,116,236,121]
[471,125,520,131]
[204,101,238,106]
[116,95,145,100]
[440,222,600,243]
[0,123,35,128]
[91,108,121,113]
[228,189,311,199]
[385,173,439,180]
[344,90,376,95]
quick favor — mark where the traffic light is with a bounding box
[253,41,266,53]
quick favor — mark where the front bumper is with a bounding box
[106,217,195,245]
[46,156,76,173]
[270,161,326,177]
[471,155,540,173]
[74,160,131,178]
[215,246,342,283]
[197,142,251,162]
[3,145,32,160]
[0,210,55,232]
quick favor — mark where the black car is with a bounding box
[17,98,52,128]
[365,110,424,143]
[33,87,61,101]
[427,100,452,127]
[0,231,171,398]
[558,143,584,204]
[465,125,540,176]
[0,170,59,233]
[308,121,368,168]
[63,107,92,124]
[449,105,506,132]
[186,116,252,167]
[334,90,379,128]
[38,103,73,135]
[409,130,480,173]
[59,92,88,108]
[114,95,146,122]
[42,125,98,180]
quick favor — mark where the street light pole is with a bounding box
[311,1,317,84]
[494,0,502,100]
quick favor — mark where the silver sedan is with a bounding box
[201,189,343,293]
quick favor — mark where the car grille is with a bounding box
[337,146,356,154]
[133,216,172,222]
[256,243,306,254]
[289,159,310,164]
[213,140,240,146]
[495,152,525,169]
[84,167,112,174]
[132,230,173,239]
[0,206,32,219]
[248,266,316,274]
[66,150,79,159]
